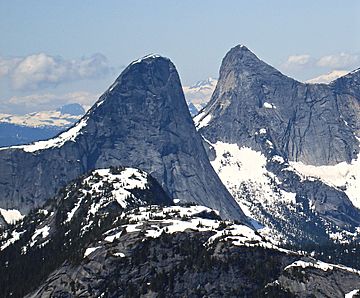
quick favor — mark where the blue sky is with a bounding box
[1,0,359,113]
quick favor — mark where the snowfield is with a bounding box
[289,154,360,209]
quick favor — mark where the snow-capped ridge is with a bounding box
[130,53,168,65]
[285,259,360,275]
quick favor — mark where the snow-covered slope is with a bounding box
[197,45,360,245]
[289,154,360,209]
[207,140,360,244]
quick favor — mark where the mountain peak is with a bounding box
[0,53,247,222]
[105,54,175,96]
[129,54,169,66]
[220,44,280,78]
[230,44,251,52]
[225,44,259,60]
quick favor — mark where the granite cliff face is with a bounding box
[0,55,246,222]
[196,45,359,166]
[196,45,360,244]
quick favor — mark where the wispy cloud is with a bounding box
[0,53,114,91]
[282,52,360,71]
[282,54,311,69]
[0,57,21,78]
[316,53,359,68]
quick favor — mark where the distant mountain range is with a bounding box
[183,77,217,114]
[0,103,85,147]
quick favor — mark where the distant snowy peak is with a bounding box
[306,70,350,84]
[189,77,217,89]
[183,77,217,111]
[0,103,85,128]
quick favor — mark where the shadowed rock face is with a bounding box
[198,45,359,166]
[0,56,246,222]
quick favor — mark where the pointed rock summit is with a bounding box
[0,55,246,222]
[196,45,359,166]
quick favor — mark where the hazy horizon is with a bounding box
[1,0,359,114]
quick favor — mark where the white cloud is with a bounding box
[282,54,311,69]
[0,53,113,90]
[316,52,359,68]
[0,57,21,78]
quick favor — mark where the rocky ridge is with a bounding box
[1,168,360,297]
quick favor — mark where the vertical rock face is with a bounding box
[0,55,246,222]
[196,45,360,244]
[197,45,359,166]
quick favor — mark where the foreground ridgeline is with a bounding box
[0,54,246,222]
[1,167,360,297]
[195,45,360,245]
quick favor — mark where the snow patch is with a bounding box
[272,155,285,164]
[113,252,125,258]
[210,142,296,205]
[263,102,276,109]
[84,246,101,258]
[30,226,50,247]
[193,111,212,129]
[346,289,360,298]
[1,230,25,251]
[0,208,24,224]
[259,128,267,134]
[104,231,122,243]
